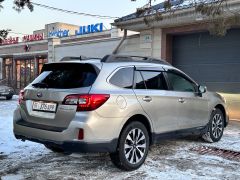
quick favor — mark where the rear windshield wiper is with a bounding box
[32,82,49,88]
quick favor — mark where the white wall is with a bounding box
[54,38,121,61]
[54,35,144,61]
[118,28,162,58]
[53,28,162,61]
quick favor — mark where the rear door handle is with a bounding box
[178,98,185,103]
[142,96,152,102]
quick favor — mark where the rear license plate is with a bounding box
[32,101,57,113]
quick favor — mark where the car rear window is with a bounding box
[31,63,98,89]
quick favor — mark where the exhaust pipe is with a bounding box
[112,29,127,54]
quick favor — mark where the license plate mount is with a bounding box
[32,101,57,113]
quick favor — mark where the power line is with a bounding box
[31,2,119,19]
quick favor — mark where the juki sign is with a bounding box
[75,23,103,36]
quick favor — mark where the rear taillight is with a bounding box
[63,94,110,111]
[19,89,25,104]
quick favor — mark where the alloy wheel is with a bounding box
[212,113,223,139]
[124,128,146,164]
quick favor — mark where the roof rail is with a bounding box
[60,56,101,62]
[101,54,171,66]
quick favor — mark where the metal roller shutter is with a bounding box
[172,29,240,93]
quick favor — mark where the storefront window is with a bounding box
[38,58,48,74]
[4,58,13,86]
[16,56,47,90]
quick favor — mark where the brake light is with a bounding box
[19,89,25,104]
[63,94,110,111]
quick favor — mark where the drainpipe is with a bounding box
[112,29,127,54]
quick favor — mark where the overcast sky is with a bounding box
[0,0,162,37]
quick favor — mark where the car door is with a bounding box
[165,70,209,129]
[133,67,180,134]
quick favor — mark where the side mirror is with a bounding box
[198,85,207,94]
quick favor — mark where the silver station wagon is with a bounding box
[13,55,229,170]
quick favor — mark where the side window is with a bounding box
[109,67,134,88]
[135,71,168,90]
[167,72,196,92]
[135,71,146,89]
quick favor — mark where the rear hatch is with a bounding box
[19,62,100,130]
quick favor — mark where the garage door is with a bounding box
[172,29,240,93]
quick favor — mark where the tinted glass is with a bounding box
[31,63,98,89]
[142,71,167,90]
[135,71,167,90]
[109,67,134,88]
[135,71,146,89]
[167,72,195,92]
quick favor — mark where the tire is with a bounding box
[202,108,224,143]
[44,144,66,153]
[110,121,149,171]
[6,95,13,100]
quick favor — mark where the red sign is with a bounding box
[22,33,44,42]
[0,37,19,45]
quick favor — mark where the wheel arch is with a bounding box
[214,104,227,127]
[119,114,153,145]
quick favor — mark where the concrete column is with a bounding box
[2,58,5,80]
[48,37,61,63]
[139,28,162,58]
[12,57,16,88]
[139,30,152,57]
[0,58,2,80]
[152,28,162,59]
[161,30,172,64]
[34,56,38,77]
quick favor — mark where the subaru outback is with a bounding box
[13,54,229,170]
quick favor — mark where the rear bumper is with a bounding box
[15,134,117,153]
[13,107,120,153]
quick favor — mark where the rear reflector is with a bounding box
[78,128,84,140]
[63,94,110,111]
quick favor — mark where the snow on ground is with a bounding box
[0,96,240,180]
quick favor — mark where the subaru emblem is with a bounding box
[37,92,42,98]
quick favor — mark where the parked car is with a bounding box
[0,85,14,100]
[13,55,229,170]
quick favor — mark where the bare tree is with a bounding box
[131,0,240,36]
[0,0,33,42]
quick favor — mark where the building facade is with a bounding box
[112,0,240,120]
[1,1,239,119]
[0,22,127,91]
